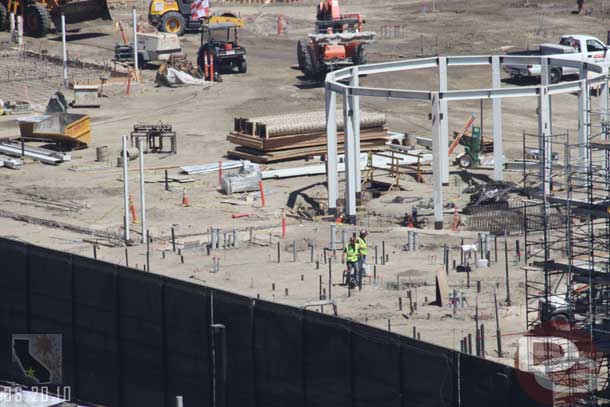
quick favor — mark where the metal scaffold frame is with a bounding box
[523,73,610,406]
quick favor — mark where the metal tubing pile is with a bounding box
[227,110,389,163]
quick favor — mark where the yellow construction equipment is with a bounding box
[18,113,92,149]
[0,0,111,37]
[148,0,240,37]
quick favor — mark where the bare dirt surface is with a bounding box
[1,0,608,366]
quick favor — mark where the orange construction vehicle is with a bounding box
[297,0,375,80]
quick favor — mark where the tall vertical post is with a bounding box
[492,56,503,180]
[328,259,332,300]
[9,13,15,41]
[602,67,609,173]
[578,65,589,171]
[438,57,449,185]
[210,324,227,407]
[494,287,503,357]
[504,232,511,305]
[343,88,357,224]
[132,6,139,81]
[325,86,338,215]
[431,93,444,229]
[138,139,146,241]
[61,14,68,89]
[351,66,362,193]
[16,16,23,46]
[146,230,150,271]
[538,58,552,198]
[601,66,609,128]
[122,136,130,242]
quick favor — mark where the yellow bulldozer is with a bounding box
[0,0,111,37]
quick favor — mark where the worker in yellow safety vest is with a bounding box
[342,236,359,288]
[356,230,368,288]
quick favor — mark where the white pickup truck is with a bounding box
[503,35,609,83]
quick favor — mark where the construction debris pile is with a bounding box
[227,110,389,163]
[0,100,35,115]
[0,49,120,104]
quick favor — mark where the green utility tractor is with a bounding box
[456,126,481,169]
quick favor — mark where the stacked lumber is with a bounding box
[227,110,389,163]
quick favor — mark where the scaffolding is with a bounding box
[524,90,610,406]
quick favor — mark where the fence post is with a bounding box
[328,259,332,300]
[211,324,227,407]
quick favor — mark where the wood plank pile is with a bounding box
[227,110,389,163]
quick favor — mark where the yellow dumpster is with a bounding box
[18,113,91,149]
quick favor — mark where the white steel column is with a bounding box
[538,58,552,199]
[325,86,338,215]
[492,56,503,180]
[9,13,14,42]
[351,66,362,193]
[602,67,609,173]
[431,93,444,229]
[122,136,130,242]
[438,57,449,185]
[599,66,610,158]
[578,66,589,168]
[343,89,357,223]
[601,66,609,128]
[61,14,68,89]
[16,16,23,46]
[138,139,146,242]
[132,6,139,81]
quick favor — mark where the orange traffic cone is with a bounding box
[182,189,190,207]
[129,194,138,224]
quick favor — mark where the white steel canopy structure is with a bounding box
[325,55,608,228]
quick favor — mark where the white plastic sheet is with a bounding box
[158,68,210,87]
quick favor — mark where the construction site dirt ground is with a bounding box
[0,0,608,367]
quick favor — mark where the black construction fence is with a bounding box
[0,237,549,406]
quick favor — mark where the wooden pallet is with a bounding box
[228,141,387,163]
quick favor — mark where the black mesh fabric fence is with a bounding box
[401,336,457,407]
[0,238,549,407]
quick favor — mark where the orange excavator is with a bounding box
[297,0,375,80]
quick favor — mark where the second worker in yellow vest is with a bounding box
[342,237,359,288]
[356,230,368,288]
